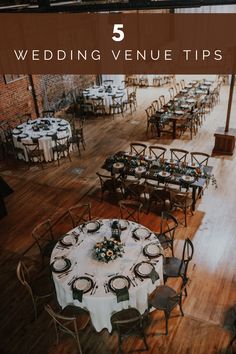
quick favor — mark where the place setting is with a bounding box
[50,256,72,276]
[107,275,130,302]
[132,227,151,241]
[71,276,95,302]
[83,220,101,233]
[143,242,163,259]
[133,261,159,284]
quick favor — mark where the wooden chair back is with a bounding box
[169,87,175,99]
[170,148,189,163]
[44,304,83,354]
[149,145,166,160]
[159,95,165,107]
[179,238,194,278]
[68,203,92,228]
[119,200,142,223]
[42,110,55,118]
[152,99,160,112]
[190,152,210,166]
[130,143,147,156]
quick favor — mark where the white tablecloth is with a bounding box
[51,219,163,333]
[12,118,72,162]
[83,85,127,112]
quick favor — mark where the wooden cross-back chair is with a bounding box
[170,148,189,164]
[111,308,148,353]
[45,304,90,354]
[109,95,124,118]
[169,188,193,227]
[96,172,122,201]
[52,135,71,166]
[145,107,157,134]
[42,110,55,118]
[149,145,167,160]
[169,87,175,100]
[16,260,52,319]
[180,79,185,90]
[148,281,188,335]
[119,200,143,223]
[163,238,194,295]
[146,181,170,213]
[155,211,179,256]
[122,179,146,202]
[130,142,147,156]
[152,99,160,113]
[68,203,92,228]
[190,152,210,166]
[32,219,55,266]
[92,97,106,117]
[159,95,165,107]
[175,82,180,94]
[23,141,44,169]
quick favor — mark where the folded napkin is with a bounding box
[149,269,159,284]
[72,288,84,302]
[17,134,28,142]
[115,286,129,303]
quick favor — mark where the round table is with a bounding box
[51,219,163,333]
[83,85,127,112]
[12,117,72,162]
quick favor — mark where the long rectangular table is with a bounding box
[103,152,213,211]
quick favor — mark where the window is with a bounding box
[4,75,25,84]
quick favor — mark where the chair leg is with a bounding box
[179,296,185,316]
[75,332,83,354]
[184,208,187,227]
[164,311,170,335]
[141,330,148,350]
[171,241,174,257]
[118,334,123,354]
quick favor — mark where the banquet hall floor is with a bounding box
[0,82,236,354]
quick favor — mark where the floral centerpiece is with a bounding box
[94,237,124,263]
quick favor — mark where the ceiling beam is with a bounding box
[1,0,236,13]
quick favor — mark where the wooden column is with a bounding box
[212,74,236,156]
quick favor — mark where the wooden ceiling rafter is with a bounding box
[1,0,236,13]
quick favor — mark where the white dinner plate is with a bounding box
[143,243,162,257]
[85,221,100,232]
[135,166,146,174]
[119,219,129,230]
[60,234,76,246]
[51,258,71,272]
[12,129,22,135]
[144,155,156,162]
[134,261,154,277]
[133,228,151,240]
[73,278,92,292]
[113,162,124,170]
[181,175,195,183]
[108,276,130,292]
[18,133,28,139]
[158,171,171,178]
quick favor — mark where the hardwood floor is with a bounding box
[0,81,236,354]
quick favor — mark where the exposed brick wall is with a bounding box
[0,74,96,122]
[34,74,96,112]
[0,75,34,123]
